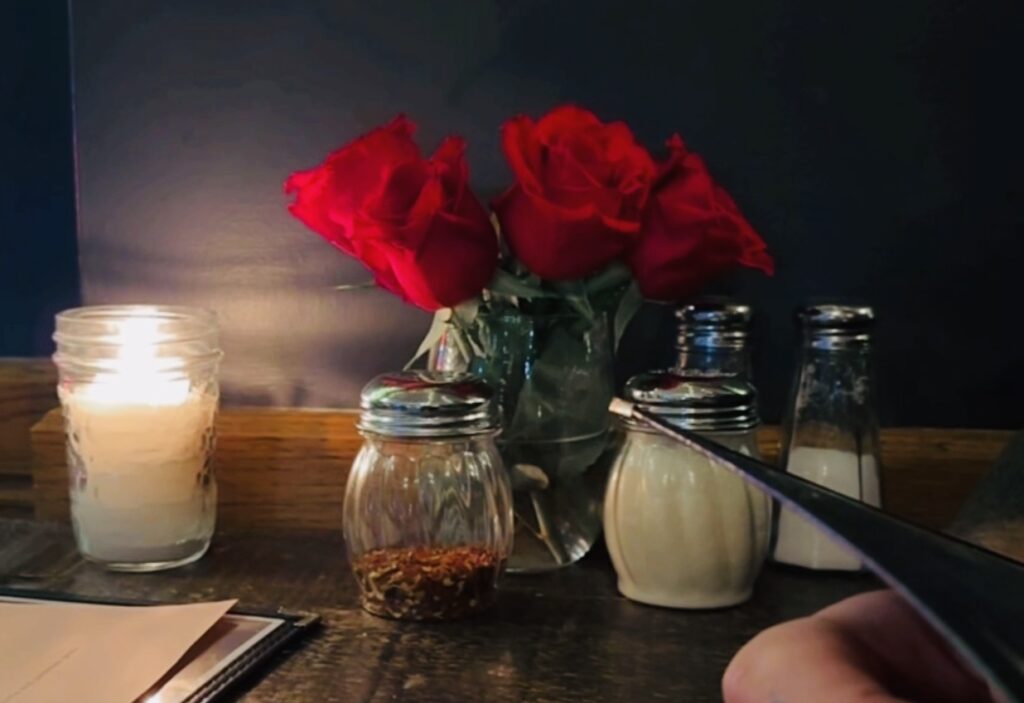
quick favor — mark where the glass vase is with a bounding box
[433,310,616,572]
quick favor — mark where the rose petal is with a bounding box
[496,105,656,280]
[285,115,496,310]
[500,116,544,194]
[495,184,641,280]
[628,146,773,300]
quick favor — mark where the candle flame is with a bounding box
[79,315,191,406]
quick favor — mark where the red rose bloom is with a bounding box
[628,136,774,301]
[284,116,497,311]
[493,106,656,280]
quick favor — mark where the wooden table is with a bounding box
[0,358,1016,701]
[0,519,877,703]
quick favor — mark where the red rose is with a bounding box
[628,136,774,301]
[284,116,498,311]
[493,106,656,280]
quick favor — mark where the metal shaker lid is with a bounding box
[676,300,752,351]
[358,371,500,438]
[623,370,760,433]
[798,304,874,347]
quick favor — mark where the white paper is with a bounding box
[0,599,236,703]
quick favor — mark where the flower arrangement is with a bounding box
[284,105,772,331]
[285,105,774,569]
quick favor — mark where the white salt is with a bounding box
[773,446,880,571]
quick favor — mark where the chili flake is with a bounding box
[352,545,504,621]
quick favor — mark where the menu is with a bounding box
[0,598,236,703]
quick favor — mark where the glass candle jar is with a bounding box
[53,305,222,572]
[604,372,770,608]
[344,371,513,621]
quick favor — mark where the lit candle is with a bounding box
[54,307,221,571]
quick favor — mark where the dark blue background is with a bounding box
[4,0,1023,426]
[1,1,79,355]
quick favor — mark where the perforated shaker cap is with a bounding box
[623,370,760,433]
[797,304,874,348]
[676,300,752,351]
[358,371,500,438]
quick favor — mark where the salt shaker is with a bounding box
[676,300,753,379]
[344,371,514,620]
[773,305,883,571]
[604,371,771,608]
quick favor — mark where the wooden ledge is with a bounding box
[27,406,1014,530]
[0,359,57,516]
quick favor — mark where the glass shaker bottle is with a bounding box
[676,300,753,379]
[773,305,883,571]
[344,371,514,620]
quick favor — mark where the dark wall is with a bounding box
[69,0,1023,426]
[1,1,79,355]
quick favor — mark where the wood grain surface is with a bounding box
[0,359,57,516]
[1,361,1015,702]
[0,357,1009,529]
[0,519,877,703]
[30,407,361,527]
[28,407,1013,530]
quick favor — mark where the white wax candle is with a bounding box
[61,317,218,564]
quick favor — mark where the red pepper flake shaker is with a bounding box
[344,371,513,621]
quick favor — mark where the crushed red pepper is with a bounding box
[352,545,504,621]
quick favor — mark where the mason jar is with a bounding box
[52,305,222,571]
[604,371,770,608]
[344,371,514,620]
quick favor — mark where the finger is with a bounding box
[724,590,996,703]
[723,614,910,703]
[817,591,995,703]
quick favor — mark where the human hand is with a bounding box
[723,589,998,703]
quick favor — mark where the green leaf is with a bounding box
[487,269,559,301]
[613,280,644,349]
[548,280,595,320]
[584,262,632,295]
[460,323,485,358]
[406,308,451,369]
[504,326,613,476]
[451,298,480,327]
[444,324,475,369]
[561,294,595,320]
[453,300,486,356]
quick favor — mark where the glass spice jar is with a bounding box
[604,371,771,609]
[343,371,514,621]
